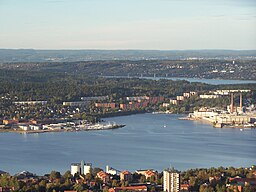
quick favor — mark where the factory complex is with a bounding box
[188,90,256,128]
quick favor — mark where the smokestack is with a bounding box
[240,93,243,111]
[230,93,234,113]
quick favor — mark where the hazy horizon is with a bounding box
[1,48,256,51]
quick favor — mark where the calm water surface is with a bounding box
[0,114,255,175]
[103,76,256,85]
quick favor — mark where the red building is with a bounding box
[95,103,116,109]
[180,184,190,191]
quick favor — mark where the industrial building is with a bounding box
[189,90,256,128]
[70,161,92,176]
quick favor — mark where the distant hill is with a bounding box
[0,49,256,62]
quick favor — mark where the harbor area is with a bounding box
[0,120,125,134]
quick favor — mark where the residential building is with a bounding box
[150,96,165,104]
[190,91,197,96]
[18,123,42,131]
[176,96,184,101]
[199,94,220,99]
[183,93,191,98]
[63,101,90,107]
[81,96,109,101]
[29,124,42,131]
[19,124,30,131]
[126,96,149,101]
[136,169,157,180]
[170,99,180,105]
[120,101,149,110]
[120,170,132,181]
[95,103,116,109]
[226,177,256,192]
[97,171,110,183]
[13,101,47,105]
[213,89,251,95]
[180,184,190,192]
[106,165,119,175]
[136,169,152,175]
[163,169,180,192]
[144,170,157,180]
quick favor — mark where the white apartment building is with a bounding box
[163,169,180,192]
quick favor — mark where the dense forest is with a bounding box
[0,65,255,121]
[0,69,215,101]
[1,59,256,80]
[1,68,255,102]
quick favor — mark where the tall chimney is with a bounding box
[230,93,234,113]
[240,93,243,111]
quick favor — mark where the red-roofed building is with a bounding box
[144,170,157,180]
[136,169,157,180]
[209,176,221,183]
[227,177,256,192]
[180,183,190,192]
[90,181,96,187]
[120,170,132,181]
[97,171,110,183]
[109,186,147,192]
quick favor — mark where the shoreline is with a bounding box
[180,117,256,129]
[98,109,148,118]
[0,124,126,134]
[102,75,256,82]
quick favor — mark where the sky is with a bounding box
[0,0,256,50]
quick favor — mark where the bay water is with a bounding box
[0,113,255,175]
